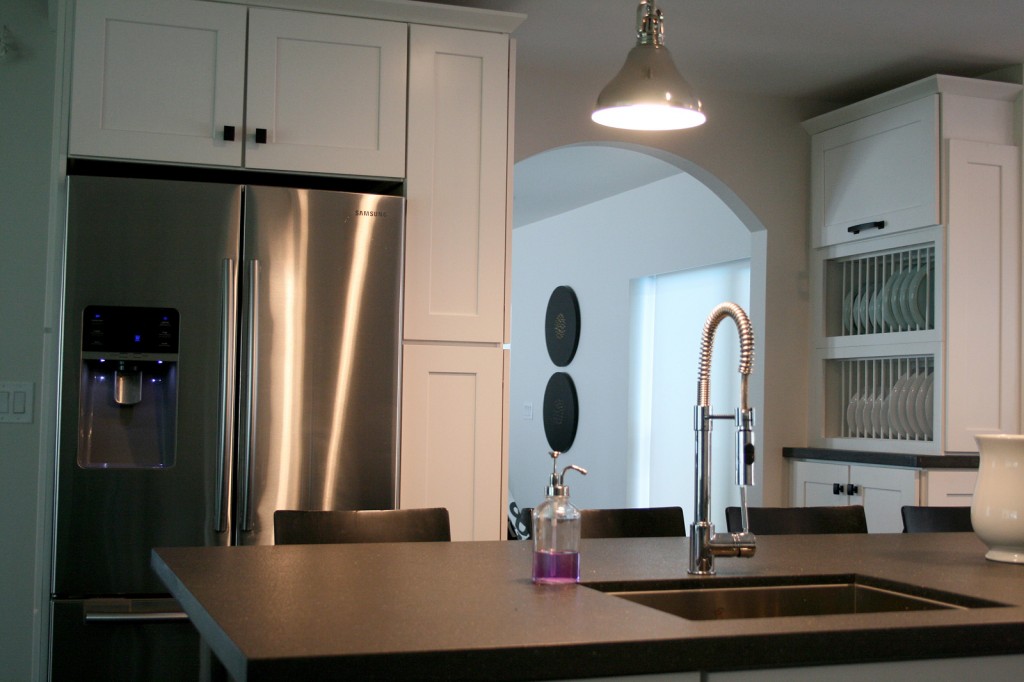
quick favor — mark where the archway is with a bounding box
[508,143,768,530]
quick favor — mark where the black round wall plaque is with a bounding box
[545,285,580,367]
[543,372,579,453]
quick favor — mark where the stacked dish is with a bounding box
[845,371,933,440]
[843,266,933,335]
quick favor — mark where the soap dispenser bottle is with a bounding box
[532,451,588,584]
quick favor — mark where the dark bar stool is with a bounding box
[725,505,868,535]
[901,505,973,533]
[515,506,686,539]
[273,508,451,544]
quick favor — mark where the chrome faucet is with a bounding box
[689,302,757,575]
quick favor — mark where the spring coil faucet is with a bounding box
[690,302,757,575]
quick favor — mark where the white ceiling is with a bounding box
[422,0,1024,225]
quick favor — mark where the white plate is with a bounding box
[904,373,926,438]
[888,271,909,330]
[880,275,897,330]
[847,393,860,435]
[879,393,891,435]
[888,374,910,437]
[923,374,934,433]
[915,372,932,438]
[898,268,918,330]
[869,394,883,435]
[852,291,863,332]
[842,289,854,334]
[905,372,921,436]
[906,267,928,328]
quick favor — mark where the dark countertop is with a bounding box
[152,534,1024,681]
[783,446,979,469]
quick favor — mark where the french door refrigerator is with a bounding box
[51,173,404,680]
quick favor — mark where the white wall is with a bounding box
[0,2,58,679]
[510,168,751,511]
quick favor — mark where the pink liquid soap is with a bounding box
[532,549,580,584]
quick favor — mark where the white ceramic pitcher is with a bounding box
[972,434,1024,563]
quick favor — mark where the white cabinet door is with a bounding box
[69,0,247,165]
[847,465,918,533]
[921,469,976,506]
[399,344,505,541]
[244,9,407,177]
[404,25,510,343]
[811,96,939,248]
[790,460,848,507]
[943,140,1020,452]
[790,460,919,532]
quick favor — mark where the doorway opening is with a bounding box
[508,142,767,530]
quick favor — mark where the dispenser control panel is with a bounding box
[81,305,179,357]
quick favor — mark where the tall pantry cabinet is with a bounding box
[793,75,1022,530]
[64,0,521,540]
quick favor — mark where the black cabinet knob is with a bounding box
[847,484,861,496]
[832,483,845,495]
[255,128,268,144]
[223,125,235,142]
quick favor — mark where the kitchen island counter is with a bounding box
[152,534,1024,681]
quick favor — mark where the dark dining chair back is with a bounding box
[273,508,451,545]
[580,506,686,539]
[725,505,868,535]
[901,505,973,533]
[515,506,686,539]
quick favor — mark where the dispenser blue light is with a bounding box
[77,305,180,468]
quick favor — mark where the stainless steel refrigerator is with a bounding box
[51,173,404,680]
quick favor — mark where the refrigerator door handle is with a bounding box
[239,259,260,533]
[215,258,237,533]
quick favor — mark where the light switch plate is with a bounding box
[0,382,34,423]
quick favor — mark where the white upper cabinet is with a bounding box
[403,24,511,343]
[806,76,1019,249]
[69,0,407,177]
[811,96,939,248]
[804,76,1021,456]
[245,9,406,177]
[69,0,247,166]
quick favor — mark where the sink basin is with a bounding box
[587,575,1005,621]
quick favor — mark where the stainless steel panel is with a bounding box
[238,187,403,544]
[55,176,240,596]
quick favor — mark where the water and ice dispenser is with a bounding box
[77,305,180,468]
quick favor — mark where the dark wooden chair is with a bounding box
[725,505,868,535]
[901,505,973,533]
[273,508,451,545]
[515,506,686,539]
[581,506,686,538]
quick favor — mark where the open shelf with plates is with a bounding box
[829,355,934,442]
[829,245,934,339]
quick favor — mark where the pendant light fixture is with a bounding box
[592,0,705,131]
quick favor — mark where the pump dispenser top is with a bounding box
[532,451,587,584]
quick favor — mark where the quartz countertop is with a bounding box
[783,446,979,469]
[152,533,1024,681]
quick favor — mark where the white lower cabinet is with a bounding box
[399,344,505,541]
[789,460,917,533]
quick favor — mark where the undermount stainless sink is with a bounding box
[587,575,1005,621]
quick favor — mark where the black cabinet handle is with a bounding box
[847,220,886,235]
[832,483,845,495]
[255,128,268,144]
[847,484,861,496]
[223,125,235,142]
